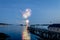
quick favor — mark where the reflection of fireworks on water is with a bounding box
[22,28,30,40]
[21,8,31,40]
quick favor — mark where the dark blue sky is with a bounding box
[0,0,60,24]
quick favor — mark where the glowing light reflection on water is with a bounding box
[0,25,48,40]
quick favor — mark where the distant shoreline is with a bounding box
[0,23,11,25]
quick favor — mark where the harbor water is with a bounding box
[0,25,48,40]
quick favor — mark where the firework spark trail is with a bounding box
[22,9,31,19]
[21,8,31,40]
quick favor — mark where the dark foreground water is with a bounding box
[0,25,48,40]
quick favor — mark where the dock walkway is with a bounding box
[28,27,60,40]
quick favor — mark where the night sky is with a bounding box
[0,0,60,24]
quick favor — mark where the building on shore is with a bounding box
[48,24,60,32]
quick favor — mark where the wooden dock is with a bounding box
[28,27,60,40]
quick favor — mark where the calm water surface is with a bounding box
[0,25,48,40]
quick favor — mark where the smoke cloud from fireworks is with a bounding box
[22,8,31,19]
